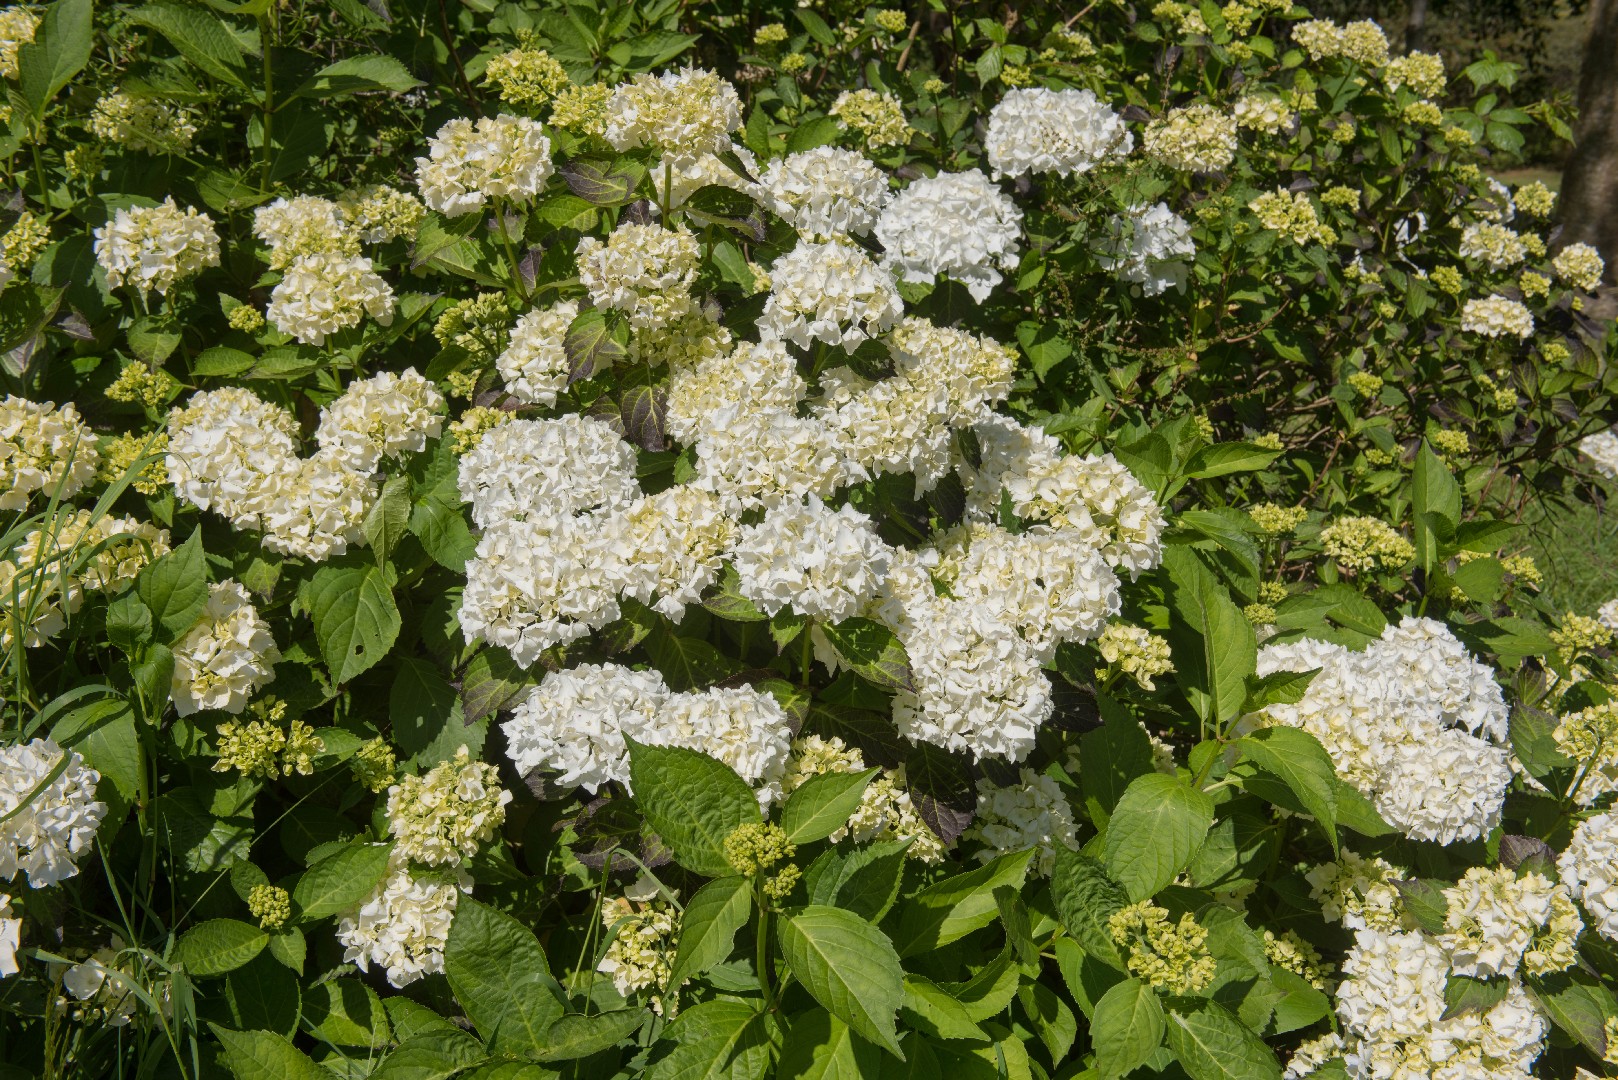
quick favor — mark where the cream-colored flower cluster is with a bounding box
[829,89,912,148]
[1460,295,1534,340]
[1319,515,1413,572]
[0,739,106,889]
[94,198,220,295]
[780,736,944,861]
[88,91,197,154]
[0,509,169,649]
[0,396,99,512]
[1249,188,1337,246]
[170,580,280,716]
[1097,622,1174,690]
[605,66,742,166]
[385,746,512,867]
[415,113,554,216]
[576,223,702,330]
[965,768,1079,876]
[1143,104,1237,173]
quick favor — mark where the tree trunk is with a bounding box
[1404,0,1428,52]
[1560,0,1618,288]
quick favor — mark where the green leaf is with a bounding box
[126,3,251,89]
[306,561,401,684]
[370,1030,487,1080]
[802,840,910,922]
[816,618,912,691]
[364,476,412,564]
[1392,879,1449,934]
[304,979,392,1048]
[534,1010,648,1061]
[894,849,1033,956]
[15,0,93,122]
[666,876,752,990]
[1079,707,1155,819]
[778,1007,882,1079]
[626,739,760,877]
[1237,727,1338,852]
[178,919,269,977]
[1525,969,1618,1057]
[902,976,988,1041]
[1103,773,1215,902]
[1164,1000,1282,1080]
[565,308,631,383]
[137,528,209,641]
[1413,445,1462,575]
[294,54,423,97]
[560,158,646,207]
[1018,981,1078,1063]
[1162,547,1255,729]
[1242,668,1319,712]
[644,999,772,1080]
[293,841,393,921]
[443,897,566,1057]
[267,927,306,974]
[105,590,153,654]
[461,648,534,725]
[1050,849,1129,968]
[780,769,877,844]
[390,657,466,763]
[52,699,143,815]
[1443,974,1510,1020]
[778,906,905,1057]
[1093,979,1164,1080]
[1184,443,1282,480]
[211,1025,332,1080]
[786,115,842,153]
[702,564,768,622]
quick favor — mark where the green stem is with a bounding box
[494,198,531,305]
[800,625,813,687]
[258,11,276,189]
[753,878,778,1013]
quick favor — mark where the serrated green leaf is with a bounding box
[293,841,393,921]
[780,769,877,844]
[626,739,760,877]
[178,919,269,977]
[666,876,751,990]
[1103,773,1215,902]
[779,906,905,1057]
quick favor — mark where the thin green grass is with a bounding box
[1523,496,1618,616]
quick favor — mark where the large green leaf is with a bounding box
[178,919,269,978]
[777,1007,882,1079]
[1103,773,1215,902]
[211,1025,332,1080]
[803,841,909,922]
[893,849,1033,956]
[644,999,773,1080]
[779,769,877,844]
[306,561,401,684]
[815,619,912,691]
[778,906,904,1057]
[1237,727,1339,852]
[292,841,393,922]
[137,528,209,641]
[294,54,423,98]
[626,739,760,877]
[666,875,751,990]
[15,0,92,122]
[1092,979,1164,1080]
[1050,849,1130,968]
[442,898,566,1057]
[126,3,251,89]
[1164,1000,1282,1080]
[1412,444,1462,575]
[1161,547,1255,730]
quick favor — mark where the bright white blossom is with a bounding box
[94,198,220,295]
[1581,429,1618,480]
[759,147,890,240]
[654,686,795,804]
[497,301,577,406]
[728,497,892,622]
[604,67,742,167]
[503,664,669,792]
[1460,295,1534,339]
[874,169,1023,302]
[170,581,279,716]
[315,369,445,473]
[0,396,99,511]
[666,338,806,446]
[0,894,16,977]
[415,114,554,216]
[1142,105,1238,172]
[1438,865,1581,979]
[1100,202,1196,296]
[575,223,701,331]
[267,252,395,346]
[338,851,469,987]
[965,769,1079,876]
[253,195,357,269]
[759,240,904,351]
[386,747,512,866]
[0,739,106,888]
[1560,812,1618,942]
[984,87,1133,179]
[256,449,378,561]
[456,416,640,530]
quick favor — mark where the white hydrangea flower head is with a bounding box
[692,407,851,512]
[456,416,640,530]
[94,198,220,295]
[1368,616,1509,743]
[1099,203,1196,297]
[966,769,1079,876]
[821,370,956,492]
[257,448,377,561]
[497,301,578,406]
[503,663,670,792]
[338,184,427,243]
[886,317,1017,425]
[315,368,445,474]
[933,522,1122,662]
[0,894,17,977]
[759,146,891,240]
[61,942,148,1026]
[984,88,1134,179]
[1142,105,1238,172]
[575,223,701,331]
[1460,295,1533,339]
[661,144,760,209]
[0,739,106,888]
[1438,865,1581,979]
[338,851,470,988]
[1582,429,1618,480]
[1232,93,1291,134]
[1559,813,1618,942]
[888,585,1052,762]
[1552,242,1606,292]
[1600,597,1618,631]
[0,396,100,511]
[415,114,554,216]
[166,387,300,526]
[618,485,738,621]
[963,414,1167,577]
[170,580,280,717]
[779,737,944,860]
[599,895,680,1004]
[252,195,359,269]
[759,240,904,351]
[386,746,512,866]
[459,514,635,667]
[728,497,892,623]
[873,169,1022,302]
[0,8,39,81]
[652,686,795,804]
[267,251,396,346]
[1458,222,1528,271]
[1305,850,1409,932]
[666,338,806,445]
[604,67,743,167]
